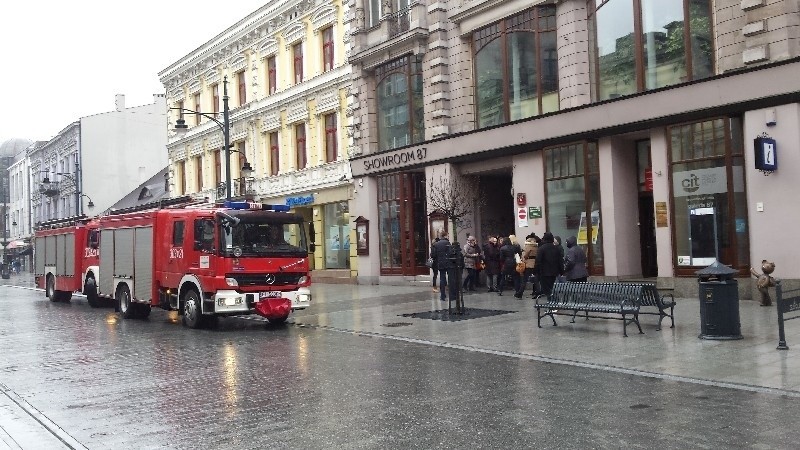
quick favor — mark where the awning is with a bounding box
[6,240,27,249]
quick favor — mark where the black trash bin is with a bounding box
[696,261,742,340]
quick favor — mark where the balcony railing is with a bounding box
[39,181,60,197]
[388,4,413,38]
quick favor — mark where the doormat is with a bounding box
[400,308,516,322]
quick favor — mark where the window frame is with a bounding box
[324,113,338,163]
[269,132,280,176]
[237,71,247,105]
[212,84,219,114]
[194,155,203,191]
[472,5,559,129]
[293,42,304,84]
[322,26,334,72]
[588,0,715,100]
[194,93,201,125]
[267,56,277,95]
[295,123,307,170]
[374,55,425,151]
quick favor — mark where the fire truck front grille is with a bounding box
[228,273,302,287]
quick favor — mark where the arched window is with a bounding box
[375,55,424,151]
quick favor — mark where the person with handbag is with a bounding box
[462,236,482,292]
[522,235,539,297]
[496,237,523,298]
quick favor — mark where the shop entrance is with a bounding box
[636,140,658,277]
[377,172,429,276]
[476,173,514,239]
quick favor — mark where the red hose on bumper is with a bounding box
[254,297,291,319]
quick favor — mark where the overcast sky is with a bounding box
[0,1,268,147]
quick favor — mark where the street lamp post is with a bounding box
[40,166,94,217]
[173,76,252,201]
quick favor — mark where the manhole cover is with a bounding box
[382,322,414,327]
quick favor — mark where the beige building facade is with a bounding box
[160,0,357,281]
[347,0,800,296]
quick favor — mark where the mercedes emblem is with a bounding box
[265,274,276,285]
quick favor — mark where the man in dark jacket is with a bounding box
[432,231,453,301]
[535,232,563,297]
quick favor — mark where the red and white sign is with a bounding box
[644,168,653,192]
[517,207,528,227]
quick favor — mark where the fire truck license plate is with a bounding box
[260,291,282,299]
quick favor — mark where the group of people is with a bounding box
[429,230,589,302]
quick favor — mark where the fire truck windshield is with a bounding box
[220,221,308,258]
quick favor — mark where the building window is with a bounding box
[474,5,558,129]
[293,42,304,84]
[214,149,221,187]
[322,27,334,72]
[375,55,424,151]
[194,155,203,191]
[590,0,714,101]
[176,100,184,121]
[323,201,350,269]
[377,172,428,275]
[212,84,219,114]
[668,117,749,275]
[295,123,307,170]
[237,71,247,105]
[367,0,381,27]
[544,141,604,275]
[324,113,337,163]
[267,56,277,95]
[269,132,280,176]
[177,160,187,195]
[193,93,201,125]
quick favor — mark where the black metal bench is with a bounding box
[534,282,644,337]
[636,283,676,330]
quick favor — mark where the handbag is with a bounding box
[426,257,434,268]
[515,261,526,274]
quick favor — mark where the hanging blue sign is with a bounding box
[754,136,777,172]
[286,194,314,206]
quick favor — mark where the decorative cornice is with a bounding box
[283,22,308,47]
[311,5,338,33]
[286,99,310,124]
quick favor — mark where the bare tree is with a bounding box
[427,169,483,242]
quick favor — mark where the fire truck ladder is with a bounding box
[35,215,91,230]
[106,195,197,216]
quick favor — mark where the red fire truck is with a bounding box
[34,197,313,327]
[34,215,102,307]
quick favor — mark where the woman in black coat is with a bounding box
[482,236,501,292]
[536,232,564,296]
[496,237,522,298]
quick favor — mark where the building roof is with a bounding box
[0,138,33,158]
[105,167,169,213]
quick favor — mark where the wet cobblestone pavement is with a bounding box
[2,277,800,448]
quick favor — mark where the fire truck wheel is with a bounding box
[46,275,56,302]
[182,290,203,329]
[85,277,101,308]
[267,315,289,325]
[117,285,136,319]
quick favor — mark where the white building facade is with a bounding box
[160,0,355,281]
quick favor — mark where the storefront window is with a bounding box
[591,0,714,100]
[474,6,558,128]
[669,117,749,275]
[323,202,350,269]
[544,141,604,274]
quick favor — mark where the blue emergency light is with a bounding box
[223,201,290,212]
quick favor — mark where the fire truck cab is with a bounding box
[96,198,313,327]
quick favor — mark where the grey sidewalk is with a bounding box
[292,282,800,395]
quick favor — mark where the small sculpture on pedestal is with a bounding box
[750,260,777,306]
